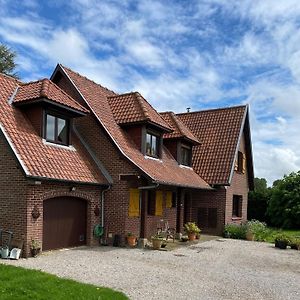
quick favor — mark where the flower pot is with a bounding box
[127,236,136,247]
[1,247,9,259]
[31,248,40,257]
[246,231,255,241]
[188,233,196,241]
[152,239,162,250]
[275,241,287,249]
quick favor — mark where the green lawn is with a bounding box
[0,264,128,300]
[265,228,300,243]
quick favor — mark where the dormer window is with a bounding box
[45,112,69,145]
[181,144,192,166]
[146,131,159,157]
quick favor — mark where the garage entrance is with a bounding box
[43,197,87,251]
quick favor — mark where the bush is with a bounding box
[246,220,270,242]
[184,222,201,234]
[274,233,291,244]
[267,171,300,229]
[223,223,247,239]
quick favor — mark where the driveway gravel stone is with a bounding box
[2,239,300,300]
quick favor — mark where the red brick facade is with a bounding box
[0,68,253,257]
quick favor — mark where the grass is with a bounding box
[264,228,300,243]
[0,264,128,300]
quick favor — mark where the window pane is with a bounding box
[57,118,68,144]
[151,135,157,156]
[146,133,151,155]
[46,114,55,141]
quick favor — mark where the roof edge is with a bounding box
[73,125,113,184]
[0,121,30,176]
[227,104,254,189]
[52,64,156,182]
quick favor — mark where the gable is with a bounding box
[177,105,254,187]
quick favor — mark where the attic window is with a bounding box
[236,151,246,173]
[146,132,159,158]
[181,145,192,166]
[45,113,69,146]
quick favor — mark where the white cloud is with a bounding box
[0,0,300,185]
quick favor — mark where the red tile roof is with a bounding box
[177,106,247,185]
[160,111,200,144]
[108,92,171,131]
[0,73,107,185]
[59,65,211,189]
[14,78,88,114]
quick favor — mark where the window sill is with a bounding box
[231,216,242,221]
[42,139,75,151]
[179,164,193,170]
[144,155,162,162]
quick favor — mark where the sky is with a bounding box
[0,0,300,185]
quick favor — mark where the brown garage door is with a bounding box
[43,197,87,251]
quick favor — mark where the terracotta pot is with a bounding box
[246,231,255,241]
[127,236,136,247]
[152,239,162,250]
[188,233,196,241]
[31,248,41,257]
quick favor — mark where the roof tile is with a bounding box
[160,111,200,144]
[0,73,107,185]
[61,66,210,189]
[14,78,88,113]
[177,106,246,185]
[108,92,171,131]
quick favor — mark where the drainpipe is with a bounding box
[101,185,111,228]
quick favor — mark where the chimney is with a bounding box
[186,107,191,113]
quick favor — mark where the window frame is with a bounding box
[232,195,242,218]
[44,111,70,146]
[181,144,192,166]
[145,130,160,158]
[237,151,244,173]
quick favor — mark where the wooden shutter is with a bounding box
[166,191,172,208]
[129,188,140,217]
[155,191,163,216]
[242,153,246,174]
[234,158,238,171]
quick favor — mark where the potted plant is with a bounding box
[127,232,136,247]
[289,238,300,250]
[1,246,9,259]
[30,239,41,257]
[184,222,201,241]
[274,234,290,249]
[151,234,164,250]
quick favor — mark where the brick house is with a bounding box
[0,65,253,255]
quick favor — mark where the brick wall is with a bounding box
[225,131,249,224]
[0,132,27,248]
[190,188,226,235]
[25,181,102,256]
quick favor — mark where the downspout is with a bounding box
[101,185,111,228]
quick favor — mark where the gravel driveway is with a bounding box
[2,239,300,300]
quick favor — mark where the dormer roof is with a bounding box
[160,111,200,145]
[107,92,171,132]
[13,78,88,115]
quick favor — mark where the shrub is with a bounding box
[274,233,290,244]
[184,222,201,234]
[223,223,247,239]
[246,220,270,242]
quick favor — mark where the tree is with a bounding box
[0,44,19,79]
[267,171,300,229]
[248,177,271,222]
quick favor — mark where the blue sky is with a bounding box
[1,0,300,185]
